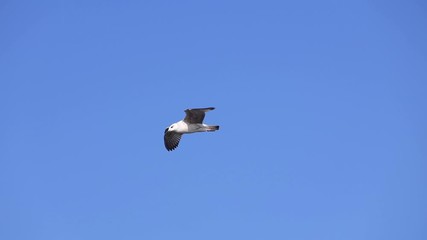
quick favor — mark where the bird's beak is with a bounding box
[164,128,169,133]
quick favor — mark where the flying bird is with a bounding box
[164,107,219,151]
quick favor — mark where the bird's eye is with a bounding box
[171,126,173,128]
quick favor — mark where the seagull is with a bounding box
[164,107,219,151]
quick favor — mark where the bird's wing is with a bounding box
[183,107,215,124]
[164,131,183,151]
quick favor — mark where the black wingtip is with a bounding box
[166,146,176,151]
[185,107,215,112]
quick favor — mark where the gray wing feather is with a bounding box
[164,132,183,151]
[183,107,215,124]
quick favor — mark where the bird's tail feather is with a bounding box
[207,125,220,131]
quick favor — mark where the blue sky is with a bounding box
[1,1,426,239]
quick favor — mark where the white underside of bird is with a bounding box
[171,121,217,133]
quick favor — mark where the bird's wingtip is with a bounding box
[185,107,215,112]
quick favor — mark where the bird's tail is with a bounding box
[207,125,220,131]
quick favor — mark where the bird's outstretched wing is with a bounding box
[183,107,215,124]
[164,131,183,151]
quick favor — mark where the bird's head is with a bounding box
[164,123,177,133]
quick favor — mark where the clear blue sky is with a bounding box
[1,1,426,239]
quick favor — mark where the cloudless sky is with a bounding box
[1,1,426,239]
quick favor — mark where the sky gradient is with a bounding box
[1,1,427,239]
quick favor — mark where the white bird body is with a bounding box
[164,107,219,151]
[171,120,189,133]
[171,121,214,134]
